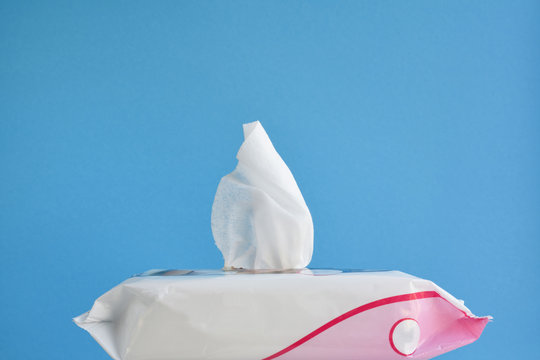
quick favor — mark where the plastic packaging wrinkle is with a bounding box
[73,269,490,360]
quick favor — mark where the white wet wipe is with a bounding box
[211,121,313,270]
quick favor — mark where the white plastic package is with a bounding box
[74,269,489,360]
[75,121,489,359]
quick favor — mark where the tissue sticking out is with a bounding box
[211,121,313,270]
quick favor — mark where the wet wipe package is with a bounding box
[75,269,489,360]
[75,122,489,359]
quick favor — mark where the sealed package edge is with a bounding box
[74,269,489,360]
[75,121,489,359]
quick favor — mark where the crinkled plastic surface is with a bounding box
[211,121,313,270]
[74,269,490,360]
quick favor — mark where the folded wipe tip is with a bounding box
[211,121,313,270]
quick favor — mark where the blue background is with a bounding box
[1,1,538,359]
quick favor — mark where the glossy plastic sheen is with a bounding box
[74,269,489,360]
